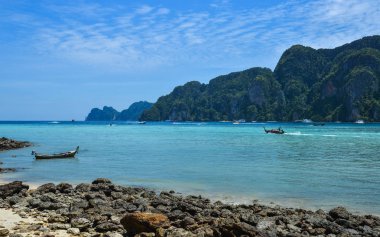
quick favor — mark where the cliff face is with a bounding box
[86,106,119,121]
[85,101,153,121]
[141,35,380,122]
[119,101,153,121]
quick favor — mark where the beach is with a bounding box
[0,178,379,237]
[1,122,380,236]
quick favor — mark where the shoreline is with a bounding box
[0,178,379,236]
[1,176,379,218]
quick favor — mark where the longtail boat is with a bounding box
[32,146,79,160]
[264,127,285,134]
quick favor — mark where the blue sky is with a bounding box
[1,0,379,120]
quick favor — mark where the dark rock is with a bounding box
[92,178,112,184]
[0,181,29,199]
[0,168,16,173]
[0,228,10,237]
[180,217,196,227]
[48,214,69,223]
[71,217,92,229]
[56,183,73,193]
[7,196,21,205]
[329,207,350,220]
[0,137,31,151]
[37,183,56,193]
[75,183,91,192]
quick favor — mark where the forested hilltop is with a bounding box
[141,36,380,122]
[86,101,153,121]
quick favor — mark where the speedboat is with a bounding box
[264,127,285,134]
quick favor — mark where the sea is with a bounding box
[1,121,379,215]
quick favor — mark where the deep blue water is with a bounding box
[1,121,379,214]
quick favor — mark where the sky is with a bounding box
[0,0,379,120]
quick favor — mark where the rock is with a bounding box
[180,217,196,227]
[120,212,169,235]
[48,223,71,230]
[56,183,73,193]
[75,183,91,192]
[67,228,80,235]
[0,168,16,173]
[344,228,359,235]
[163,227,196,237]
[95,222,120,232]
[329,207,350,220]
[136,232,155,237]
[256,220,275,230]
[0,228,9,236]
[9,234,23,237]
[71,217,92,229]
[0,181,29,199]
[0,137,31,151]
[287,224,301,232]
[37,183,56,193]
[48,214,69,223]
[7,195,22,205]
[103,232,124,237]
[92,178,112,184]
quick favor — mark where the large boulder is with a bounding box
[120,212,169,235]
[36,183,56,193]
[0,181,29,199]
[329,207,351,220]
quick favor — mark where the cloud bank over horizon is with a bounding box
[0,0,379,120]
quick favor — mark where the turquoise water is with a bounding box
[1,121,380,214]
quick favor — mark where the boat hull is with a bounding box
[34,147,79,160]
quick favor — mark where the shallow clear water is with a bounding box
[1,121,380,214]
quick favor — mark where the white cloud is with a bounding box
[136,5,154,14]
[157,8,170,15]
[14,0,380,70]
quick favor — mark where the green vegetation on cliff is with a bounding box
[86,101,153,121]
[141,36,380,122]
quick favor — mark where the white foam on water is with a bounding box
[286,131,313,136]
[48,121,60,124]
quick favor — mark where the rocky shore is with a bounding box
[0,137,31,174]
[0,179,379,237]
[0,137,31,152]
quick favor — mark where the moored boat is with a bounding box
[32,146,79,160]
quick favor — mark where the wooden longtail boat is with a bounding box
[32,146,79,160]
[264,127,285,134]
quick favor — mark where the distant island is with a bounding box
[141,35,380,122]
[86,101,153,121]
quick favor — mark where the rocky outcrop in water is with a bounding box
[0,137,31,152]
[0,179,379,236]
[86,101,153,121]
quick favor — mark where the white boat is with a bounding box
[355,120,364,124]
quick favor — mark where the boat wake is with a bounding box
[286,132,338,137]
[48,121,60,124]
[285,132,312,136]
